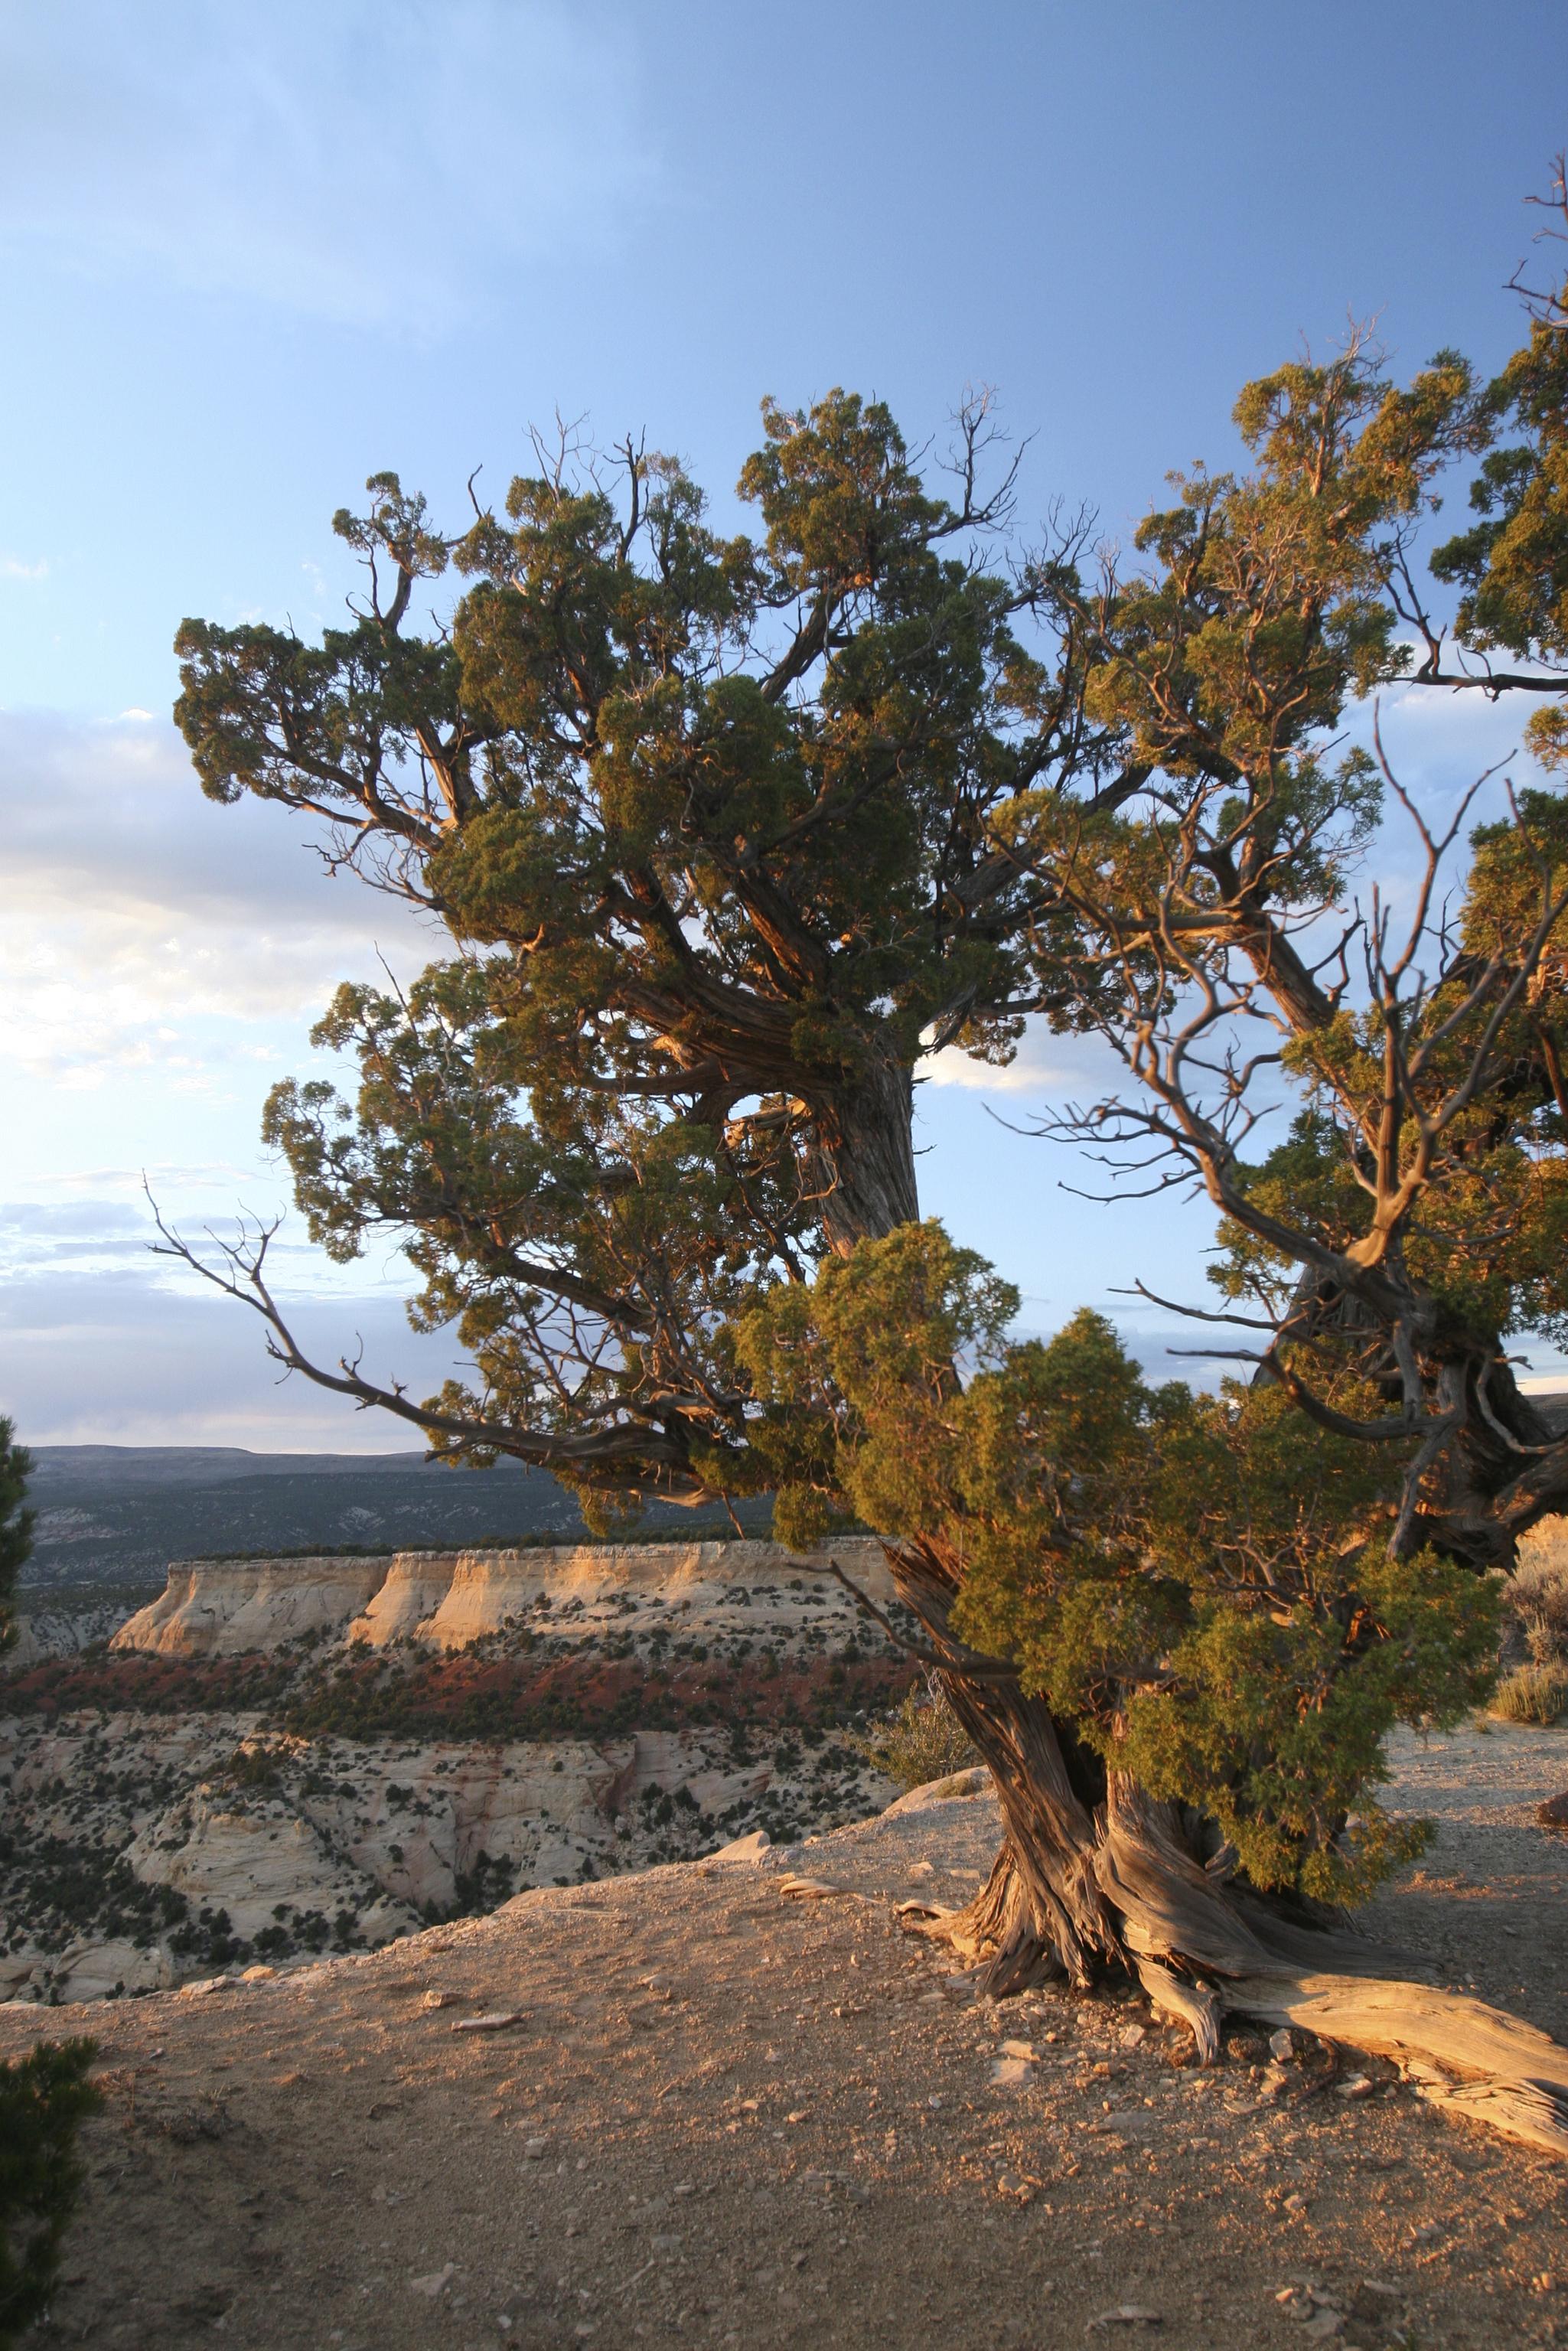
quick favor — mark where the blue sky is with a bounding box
[2,0,1564,1448]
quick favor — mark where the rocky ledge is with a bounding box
[111,1537,897,1658]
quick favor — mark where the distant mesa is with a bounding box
[110,1539,898,1658]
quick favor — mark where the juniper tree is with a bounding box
[167,392,1163,1519]
[165,344,1568,2144]
[1400,155,1568,766]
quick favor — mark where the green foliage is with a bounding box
[0,1420,34,1657]
[851,1678,978,1792]
[171,389,1123,1508]
[0,2040,99,2348]
[1431,193,1568,767]
[1199,781,1568,1370]
[747,1221,1499,1904]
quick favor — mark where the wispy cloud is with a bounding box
[0,1263,468,1448]
[0,1,660,328]
[0,553,46,581]
[0,708,439,1087]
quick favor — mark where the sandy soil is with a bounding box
[5,1725,1567,2351]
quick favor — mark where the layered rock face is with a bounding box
[112,1539,897,1658]
[5,1537,912,2006]
[0,1711,888,2006]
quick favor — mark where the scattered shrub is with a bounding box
[851,1677,978,1792]
[1509,1554,1568,1668]
[0,2038,100,2348]
[1490,1662,1568,1725]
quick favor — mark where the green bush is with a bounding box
[852,1678,977,1792]
[1490,1662,1568,1725]
[742,1224,1502,1904]
[0,2039,100,2347]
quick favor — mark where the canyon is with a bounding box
[0,1539,913,2007]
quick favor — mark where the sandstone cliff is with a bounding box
[111,1538,897,1658]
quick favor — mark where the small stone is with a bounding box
[420,1989,452,2010]
[996,2170,1033,2203]
[523,2137,549,2159]
[999,2039,1036,2061]
[1299,2312,1344,2343]
[1349,2283,1402,2322]
[451,2011,523,2033]
[1531,2272,1559,2294]
[409,2263,455,2300]
[240,1964,276,1982]
[1336,2075,1374,2100]
[989,2056,1034,2088]
[1282,2193,1309,2215]
[1120,2023,1147,2049]
[1268,2030,1296,2062]
[1087,2306,1162,2330]
[651,2234,682,2255]
[1537,1791,1568,1830]
[906,1860,935,1881]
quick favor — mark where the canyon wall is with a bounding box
[110,1538,898,1658]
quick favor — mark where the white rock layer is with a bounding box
[112,1539,896,1658]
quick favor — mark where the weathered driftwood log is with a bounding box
[870,1537,1568,2159]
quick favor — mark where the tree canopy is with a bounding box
[170,391,1143,1517]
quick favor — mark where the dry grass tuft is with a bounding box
[1490,1661,1568,1725]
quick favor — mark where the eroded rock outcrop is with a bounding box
[113,1553,393,1657]
[112,1539,896,1658]
[0,1710,885,2004]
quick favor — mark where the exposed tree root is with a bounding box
[875,1536,1568,2159]
[1225,1974,1568,2157]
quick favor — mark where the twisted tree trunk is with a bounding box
[879,1534,1568,2157]
[808,1054,920,1257]
[813,1082,1568,2158]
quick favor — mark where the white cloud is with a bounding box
[922,1035,1075,1094]
[0,708,441,1085]
[0,0,660,328]
[0,554,46,581]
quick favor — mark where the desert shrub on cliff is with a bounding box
[1490,1661,1568,1724]
[1509,1554,1568,1667]
[0,2039,99,2348]
[853,1676,978,1792]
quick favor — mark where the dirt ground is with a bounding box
[5,1723,1567,2351]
